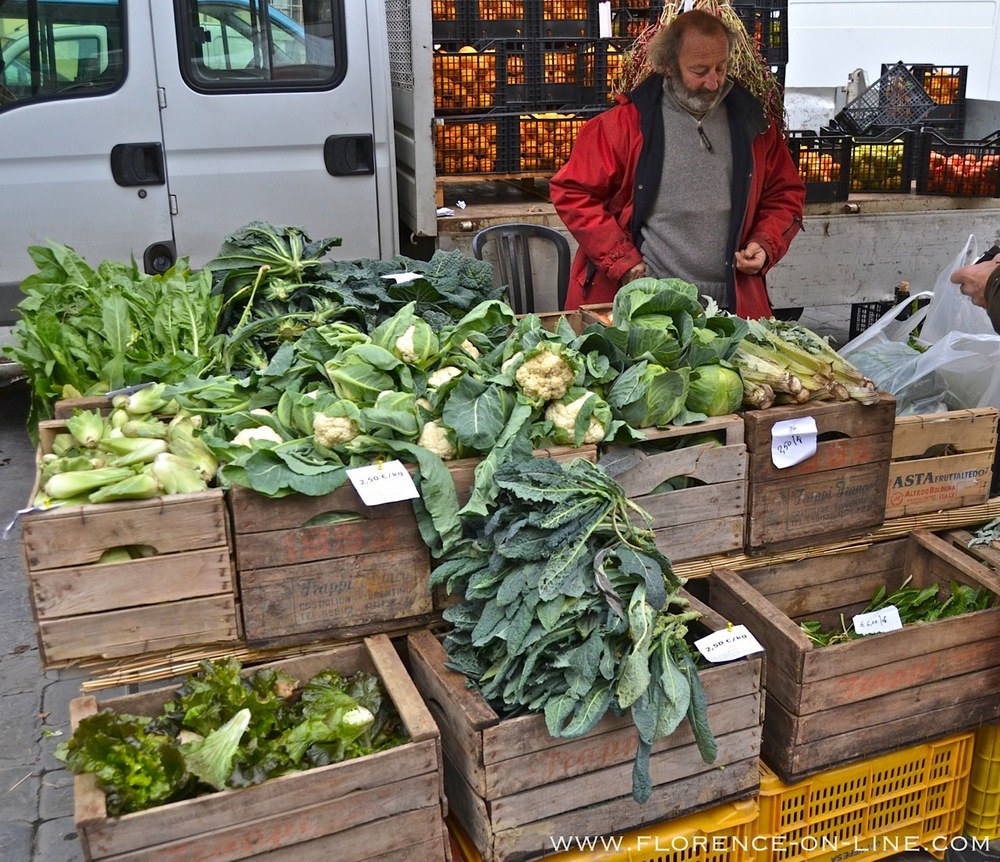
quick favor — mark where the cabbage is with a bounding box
[686,365,744,417]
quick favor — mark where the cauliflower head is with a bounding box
[394,324,419,364]
[417,419,457,460]
[514,346,576,402]
[313,413,360,448]
[427,366,462,389]
[232,426,284,447]
[545,392,608,446]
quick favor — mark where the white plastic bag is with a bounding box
[914,234,996,344]
[841,234,1000,415]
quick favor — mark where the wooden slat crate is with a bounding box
[67,636,452,862]
[231,444,597,647]
[600,415,747,563]
[708,529,1000,784]
[406,594,765,862]
[743,394,896,554]
[21,421,239,669]
[886,408,998,519]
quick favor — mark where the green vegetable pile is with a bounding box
[431,457,717,804]
[578,278,750,427]
[55,657,407,816]
[37,392,218,508]
[800,577,998,646]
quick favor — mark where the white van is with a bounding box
[0,0,401,323]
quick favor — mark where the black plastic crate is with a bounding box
[788,129,850,202]
[848,128,915,193]
[469,0,535,39]
[434,112,517,176]
[581,38,632,104]
[540,0,599,38]
[848,288,929,341]
[432,1,472,41]
[612,4,664,38]
[432,43,502,113]
[515,107,603,173]
[915,129,1000,197]
[880,64,967,132]
[836,61,936,134]
[535,40,597,107]
[733,0,789,65]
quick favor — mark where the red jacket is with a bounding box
[550,75,805,318]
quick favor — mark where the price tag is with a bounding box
[852,605,903,636]
[771,416,818,468]
[381,272,422,284]
[694,625,764,663]
[347,459,420,506]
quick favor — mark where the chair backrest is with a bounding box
[471,223,571,314]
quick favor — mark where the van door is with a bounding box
[0,0,172,323]
[148,0,396,267]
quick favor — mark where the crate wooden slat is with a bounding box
[407,593,764,862]
[708,529,1000,783]
[602,415,747,562]
[69,636,452,862]
[743,394,896,554]
[886,408,998,518]
[22,420,239,668]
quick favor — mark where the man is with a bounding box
[550,9,805,316]
[950,251,1000,332]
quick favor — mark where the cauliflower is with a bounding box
[313,413,359,448]
[514,347,576,402]
[427,366,462,388]
[394,324,419,364]
[461,339,480,359]
[545,393,607,445]
[232,426,284,447]
[417,419,457,460]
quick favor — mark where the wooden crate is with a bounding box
[743,394,896,554]
[708,529,1000,784]
[407,594,764,862]
[232,444,597,647]
[600,415,747,563]
[67,636,452,862]
[21,421,239,669]
[886,408,998,519]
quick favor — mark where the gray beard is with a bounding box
[668,79,721,116]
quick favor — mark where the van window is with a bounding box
[178,0,345,89]
[0,0,124,108]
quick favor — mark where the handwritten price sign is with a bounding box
[771,416,818,468]
[347,459,420,506]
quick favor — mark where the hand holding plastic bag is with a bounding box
[841,234,1000,414]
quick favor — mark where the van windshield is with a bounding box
[0,0,124,106]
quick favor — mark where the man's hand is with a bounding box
[950,258,1000,308]
[622,262,647,285]
[735,241,767,275]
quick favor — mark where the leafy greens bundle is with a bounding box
[431,456,717,803]
[55,656,407,816]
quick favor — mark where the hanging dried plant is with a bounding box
[610,0,787,131]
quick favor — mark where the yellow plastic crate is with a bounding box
[448,798,758,862]
[966,724,1000,840]
[756,732,974,862]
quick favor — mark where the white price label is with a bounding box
[347,459,420,506]
[852,605,903,636]
[694,625,764,663]
[771,416,818,468]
